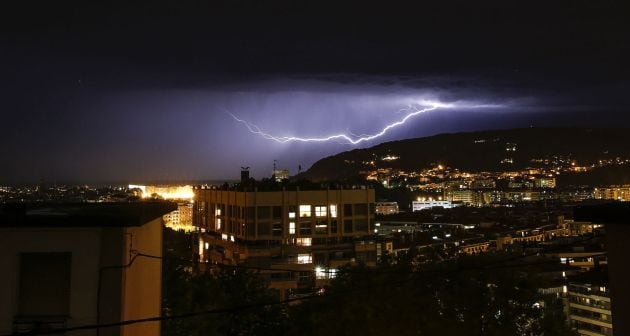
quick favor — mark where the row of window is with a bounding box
[569,294,611,310]
[197,203,373,220]
[571,320,613,336]
[570,307,611,322]
[201,218,371,237]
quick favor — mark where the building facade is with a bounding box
[193,186,378,298]
[594,186,630,201]
[566,271,613,336]
[412,200,458,211]
[0,202,174,336]
[375,201,399,215]
[163,202,194,232]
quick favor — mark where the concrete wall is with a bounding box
[121,217,163,336]
[0,228,103,336]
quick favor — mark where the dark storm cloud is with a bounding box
[1,0,628,183]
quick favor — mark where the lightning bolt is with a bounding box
[229,103,452,145]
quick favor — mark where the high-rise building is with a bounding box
[566,269,613,336]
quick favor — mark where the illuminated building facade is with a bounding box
[412,200,458,211]
[375,201,399,215]
[193,186,379,298]
[163,202,194,232]
[566,271,613,336]
[272,169,290,182]
[594,186,630,201]
[534,177,557,189]
[446,190,479,206]
[128,184,194,201]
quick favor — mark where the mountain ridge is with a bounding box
[297,127,630,181]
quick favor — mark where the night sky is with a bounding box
[1,0,629,184]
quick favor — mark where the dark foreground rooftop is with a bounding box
[0,202,177,227]
[574,202,630,225]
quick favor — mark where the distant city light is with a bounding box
[129,184,194,201]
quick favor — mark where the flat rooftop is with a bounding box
[0,202,177,228]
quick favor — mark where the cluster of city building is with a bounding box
[0,184,139,203]
[1,168,627,335]
[362,147,629,207]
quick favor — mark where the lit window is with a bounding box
[315,206,327,217]
[289,212,296,219]
[297,253,312,264]
[296,237,312,246]
[289,222,296,234]
[204,242,209,249]
[215,209,221,216]
[315,266,326,279]
[217,218,221,230]
[330,205,337,218]
[315,267,338,280]
[299,205,311,217]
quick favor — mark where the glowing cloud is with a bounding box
[230,102,453,145]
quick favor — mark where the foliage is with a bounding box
[287,252,577,336]
[162,229,576,336]
[162,229,287,336]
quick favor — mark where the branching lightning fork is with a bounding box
[229,103,452,145]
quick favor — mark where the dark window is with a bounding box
[246,207,255,221]
[272,206,282,219]
[355,219,368,232]
[313,253,327,265]
[272,223,283,236]
[344,219,353,233]
[258,222,271,235]
[354,204,368,216]
[300,221,312,235]
[344,204,353,216]
[246,222,256,236]
[19,252,71,316]
[330,220,338,234]
[313,238,327,245]
[257,206,270,220]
